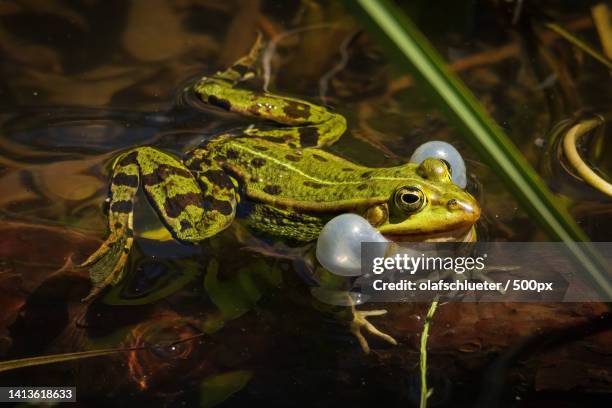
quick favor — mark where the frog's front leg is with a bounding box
[81,146,236,301]
[315,269,397,353]
[351,306,398,354]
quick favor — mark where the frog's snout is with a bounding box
[446,195,480,224]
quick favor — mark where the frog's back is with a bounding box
[217,138,416,210]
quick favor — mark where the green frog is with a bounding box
[81,37,480,352]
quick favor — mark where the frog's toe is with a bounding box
[350,308,398,354]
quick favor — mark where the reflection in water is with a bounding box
[125,318,203,391]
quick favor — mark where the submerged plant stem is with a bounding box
[0,348,133,373]
[545,22,612,70]
[420,299,438,408]
[591,4,612,59]
[0,333,205,373]
[563,118,612,196]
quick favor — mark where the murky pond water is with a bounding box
[0,1,611,407]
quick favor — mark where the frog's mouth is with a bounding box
[383,224,476,243]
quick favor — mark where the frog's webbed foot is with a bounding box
[80,222,134,302]
[350,306,398,354]
[211,33,265,85]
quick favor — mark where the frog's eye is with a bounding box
[394,186,426,213]
[440,159,452,176]
[416,158,452,184]
[409,141,466,188]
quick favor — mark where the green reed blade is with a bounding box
[346,0,612,299]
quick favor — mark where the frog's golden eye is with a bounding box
[394,186,426,213]
[416,158,452,183]
[440,159,452,176]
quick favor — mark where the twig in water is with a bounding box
[261,23,339,92]
[318,31,361,104]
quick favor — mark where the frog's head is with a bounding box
[367,158,480,241]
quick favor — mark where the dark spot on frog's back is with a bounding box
[208,95,232,111]
[253,146,268,152]
[361,171,373,179]
[164,193,203,218]
[283,101,311,119]
[303,181,324,189]
[113,172,138,187]
[203,196,234,215]
[261,135,293,144]
[342,167,354,172]
[187,156,211,170]
[285,154,301,162]
[180,220,192,232]
[311,153,328,162]
[298,127,319,147]
[263,185,282,195]
[197,181,208,194]
[251,158,266,168]
[226,149,239,159]
[357,183,368,190]
[202,170,234,190]
[141,165,192,186]
[119,151,139,166]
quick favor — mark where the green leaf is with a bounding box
[204,259,283,321]
[345,0,612,299]
[200,370,253,408]
[204,259,257,320]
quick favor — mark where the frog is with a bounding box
[81,36,480,353]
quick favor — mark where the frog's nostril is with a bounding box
[447,198,478,216]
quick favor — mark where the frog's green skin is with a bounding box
[82,39,480,347]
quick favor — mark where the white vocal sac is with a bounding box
[316,214,389,277]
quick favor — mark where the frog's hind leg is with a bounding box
[80,150,140,301]
[81,147,236,301]
[195,38,347,148]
